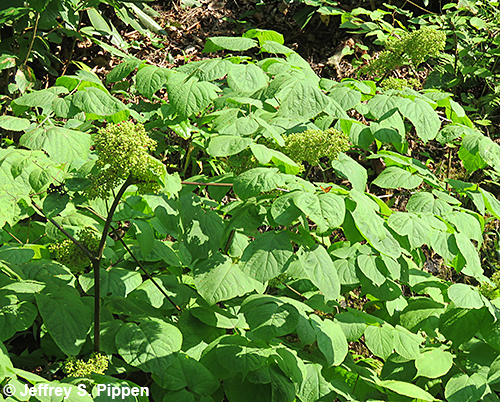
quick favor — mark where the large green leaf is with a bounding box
[0,291,37,342]
[378,380,435,401]
[277,79,330,121]
[166,72,219,118]
[397,98,440,143]
[154,353,219,394]
[297,364,336,402]
[233,168,286,199]
[289,245,340,301]
[35,286,92,356]
[387,212,431,249]
[364,325,394,360]
[203,36,258,52]
[241,295,300,342]
[227,64,268,93]
[331,153,367,192]
[310,315,348,366]
[207,136,252,157]
[136,65,170,99]
[447,283,484,309]
[116,317,182,377]
[72,87,129,122]
[415,348,453,379]
[372,166,423,189]
[240,231,293,283]
[293,191,345,234]
[193,253,263,305]
[20,126,91,164]
[445,373,485,402]
[351,192,401,259]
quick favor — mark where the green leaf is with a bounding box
[193,253,263,305]
[448,283,484,309]
[207,136,252,157]
[331,153,367,192]
[406,192,452,215]
[155,353,219,394]
[234,168,285,199]
[277,79,330,121]
[328,87,362,111]
[364,325,394,360]
[378,380,435,401]
[80,267,142,298]
[387,212,431,249]
[0,291,37,342]
[116,317,182,377]
[132,220,155,258]
[106,59,141,84]
[290,245,340,301]
[227,64,268,93]
[351,192,401,259]
[0,116,30,131]
[439,306,486,347]
[310,315,348,366]
[20,126,91,164]
[445,373,485,402]
[243,29,284,45]
[415,348,453,378]
[136,65,170,99]
[357,255,386,286]
[297,364,335,402]
[35,286,92,356]
[177,58,232,81]
[166,72,219,118]
[393,325,422,360]
[203,36,258,52]
[240,231,293,283]
[372,166,423,189]
[293,192,345,234]
[242,295,300,342]
[72,87,129,122]
[455,232,483,279]
[398,98,440,143]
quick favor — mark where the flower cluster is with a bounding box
[380,77,421,91]
[280,128,350,166]
[49,227,99,274]
[363,27,446,77]
[479,271,500,300]
[63,352,109,378]
[87,121,164,199]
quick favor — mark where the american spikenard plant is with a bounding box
[363,26,446,78]
[87,121,164,199]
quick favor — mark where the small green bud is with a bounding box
[63,352,109,378]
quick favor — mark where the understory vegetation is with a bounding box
[1,0,500,401]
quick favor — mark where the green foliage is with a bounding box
[2,21,500,402]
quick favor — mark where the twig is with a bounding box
[223,229,236,255]
[4,230,23,245]
[181,181,233,187]
[284,283,306,300]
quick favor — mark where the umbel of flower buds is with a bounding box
[87,121,164,199]
[282,128,350,166]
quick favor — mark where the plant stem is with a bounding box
[181,181,233,187]
[93,175,133,353]
[23,13,40,67]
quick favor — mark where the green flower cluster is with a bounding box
[479,271,500,300]
[364,27,446,77]
[380,77,421,90]
[280,128,350,166]
[63,353,109,378]
[49,227,99,274]
[87,121,164,199]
